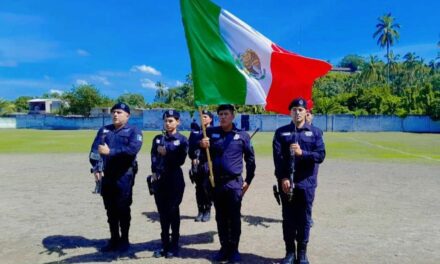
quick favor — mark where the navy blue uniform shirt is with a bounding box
[273,122,325,189]
[204,125,256,185]
[151,132,188,177]
[90,123,143,177]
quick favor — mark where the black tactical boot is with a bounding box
[153,233,170,258]
[119,220,130,251]
[213,246,229,262]
[281,252,295,264]
[202,205,211,222]
[167,233,180,258]
[296,243,309,264]
[195,206,204,222]
[100,223,120,252]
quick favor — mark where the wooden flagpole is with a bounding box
[198,106,215,188]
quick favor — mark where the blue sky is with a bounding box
[1,0,439,101]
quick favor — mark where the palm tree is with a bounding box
[373,13,400,82]
[359,55,384,84]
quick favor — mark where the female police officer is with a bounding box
[150,110,188,258]
[273,98,325,264]
[188,110,214,222]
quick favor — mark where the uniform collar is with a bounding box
[289,122,311,132]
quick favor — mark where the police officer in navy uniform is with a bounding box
[89,102,143,252]
[200,104,256,263]
[188,110,214,222]
[151,110,188,258]
[273,98,325,264]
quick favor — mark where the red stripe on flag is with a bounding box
[265,44,331,115]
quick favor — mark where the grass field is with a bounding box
[0,129,439,164]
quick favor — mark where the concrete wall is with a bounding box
[3,112,440,133]
[0,117,16,128]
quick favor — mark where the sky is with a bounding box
[1,0,439,101]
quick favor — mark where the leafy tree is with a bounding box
[62,84,104,116]
[0,98,15,115]
[338,54,366,71]
[153,82,168,103]
[359,55,385,84]
[373,13,400,82]
[14,96,34,112]
[116,93,146,108]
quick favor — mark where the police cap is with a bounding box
[163,109,180,120]
[288,97,308,110]
[201,110,213,119]
[111,102,130,114]
[217,104,235,114]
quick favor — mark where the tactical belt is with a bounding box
[217,174,241,182]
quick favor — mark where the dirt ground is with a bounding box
[0,153,439,264]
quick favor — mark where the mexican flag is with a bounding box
[181,0,332,115]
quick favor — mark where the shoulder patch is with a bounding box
[233,134,240,140]
[155,139,161,144]
[137,134,143,142]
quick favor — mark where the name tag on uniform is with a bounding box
[174,140,180,146]
[233,134,240,140]
[305,131,313,137]
[282,132,291,136]
[193,131,200,134]
[212,133,220,139]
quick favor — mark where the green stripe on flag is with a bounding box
[181,0,246,106]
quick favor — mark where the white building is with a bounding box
[28,99,64,114]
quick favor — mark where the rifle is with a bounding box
[90,157,103,194]
[189,149,200,184]
[287,125,297,202]
[147,130,166,196]
[249,127,260,140]
[273,184,281,205]
[89,132,107,194]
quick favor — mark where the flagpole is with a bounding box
[198,106,215,188]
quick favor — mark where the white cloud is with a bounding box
[76,49,90,57]
[90,75,110,86]
[76,79,89,85]
[131,65,161,76]
[140,78,158,89]
[49,89,64,95]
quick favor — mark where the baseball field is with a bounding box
[0,130,439,263]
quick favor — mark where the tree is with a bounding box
[153,82,168,103]
[373,13,400,82]
[14,96,34,112]
[116,93,146,108]
[0,98,15,115]
[62,84,105,116]
[338,54,366,71]
[359,55,385,84]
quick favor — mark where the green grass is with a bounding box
[0,129,439,164]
